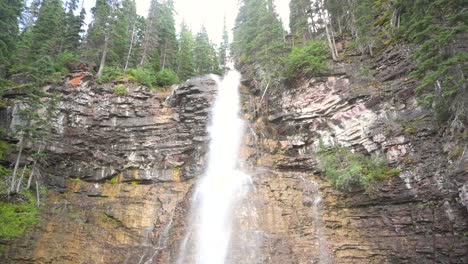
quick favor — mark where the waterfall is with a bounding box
[177,71,253,264]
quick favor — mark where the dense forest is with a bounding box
[0,0,466,241]
[232,0,466,130]
[0,0,226,89]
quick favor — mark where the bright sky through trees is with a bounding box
[83,0,290,42]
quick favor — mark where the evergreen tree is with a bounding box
[158,0,178,71]
[30,0,66,60]
[108,0,136,68]
[233,0,287,81]
[124,15,146,70]
[62,0,85,53]
[289,0,312,42]
[219,17,229,73]
[140,0,161,68]
[0,0,23,80]
[176,22,196,81]
[84,0,111,67]
[194,26,220,75]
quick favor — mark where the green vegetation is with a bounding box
[317,145,401,191]
[130,181,138,186]
[232,0,288,83]
[0,191,40,239]
[154,69,179,87]
[1,0,224,92]
[108,176,118,185]
[97,67,124,83]
[100,213,123,226]
[97,67,179,89]
[113,84,128,96]
[285,41,330,79]
[449,146,464,160]
[126,68,156,87]
[70,177,81,183]
[398,0,467,127]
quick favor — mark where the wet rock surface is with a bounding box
[242,46,468,263]
[1,46,467,264]
[0,76,218,263]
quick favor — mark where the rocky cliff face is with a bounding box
[0,76,218,263]
[240,46,468,263]
[1,46,467,264]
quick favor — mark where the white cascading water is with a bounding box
[177,71,253,264]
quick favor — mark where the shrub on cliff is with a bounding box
[126,68,157,88]
[317,145,400,191]
[113,84,128,96]
[285,41,330,79]
[98,67,124,83]
[155,69,179,87]
[0,191,40,239]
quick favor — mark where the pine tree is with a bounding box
[140,0,161,68]
[0,0,23,80]
[233,0,287,81]
[30,0,66,60]
[84,0,111,71]
[123,0,142,70]
[194,26,220,75]
[62,0,85,53]
[107,0,136,68]
[124,15,146,70]
[176,22,196,81]
[218,17,229,73]
[289,0,312,42]
[158,0,178,71]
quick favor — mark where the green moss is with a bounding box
[70,177,81,183]
[0,140,11,160]
[449,147,464,160]
[108,176,118,185]
[113,84,128,96]
[316,145,400,191]
[100,213,123,226]
[404,124,417,135]
[0,192,40,239]
[130,181,138,186]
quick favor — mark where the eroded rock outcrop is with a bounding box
[1,46,466,264]
[241,46,468,263]
[0,75,218,263]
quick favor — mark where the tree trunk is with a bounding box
[8,135,24,197]
[16,164,28,193]
[330,25,339,58]
[161,42,167,70]
[27,166,34,189]
[35,180,40,207]
[27,143,43,189]
[325,24,338,61]
[96,35,109,78]
[124,24,136,71]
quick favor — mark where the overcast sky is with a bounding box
[84,0,290,43]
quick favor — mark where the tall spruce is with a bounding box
[85,0,112,77]
[233,0,287,81]
[140,0,161,68]
[194,26,220,75]
[30,0,66,60]
[62,0,85,53]
[0,0,23,80]
[219,17,229,73]
[289,0,312,42]
[158,0,178,71]
[176,22,196,81]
